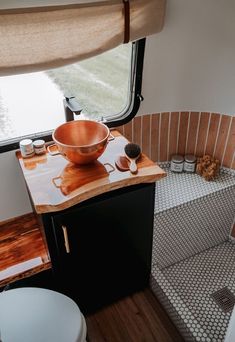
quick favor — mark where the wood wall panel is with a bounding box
[214,115,232,165]
[142,115,151,156]
[223,117,235,168]
[121,112,234,169]
[195,112,210,156]
[150,114,160,162]
[123,120,133,143]
[178,112,189,156]
[185,112,199,155]
[133,116,142,148]
[115,125,124,135]
[159,112,169,162]
[168,112,179,159]
[205,113,220,156]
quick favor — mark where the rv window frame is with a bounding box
[0,38,145,153]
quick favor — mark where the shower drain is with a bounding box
[211,287,235,313]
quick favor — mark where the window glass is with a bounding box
[0,43,131,143]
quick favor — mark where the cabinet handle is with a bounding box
[62,225,70,253]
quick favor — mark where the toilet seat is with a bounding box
[0,287,87,342]
[224,307,235,342]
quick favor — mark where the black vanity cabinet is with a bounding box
[41,183,155,314]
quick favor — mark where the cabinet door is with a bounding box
[51,183,155,313]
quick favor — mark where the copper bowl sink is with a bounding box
[51,120,110,165]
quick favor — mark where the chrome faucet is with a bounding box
[63,95,82,122]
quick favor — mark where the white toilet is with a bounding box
[224,307,235,342]
[0,287,87,342]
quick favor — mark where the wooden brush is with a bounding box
[124,143,141,174]
[115,155,130,171]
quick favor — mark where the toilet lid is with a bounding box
[0,287,86,342]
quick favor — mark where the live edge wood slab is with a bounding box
[16,130,166,214]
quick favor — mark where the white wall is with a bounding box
[0,151,32,221]
[2,0,235,221]
[140,0,235,115]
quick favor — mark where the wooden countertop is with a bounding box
[16,130,166,214]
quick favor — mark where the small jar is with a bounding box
[170,154,184,173]
[33,139,46,155]
[19,139,34,158]
[184,154,196,173]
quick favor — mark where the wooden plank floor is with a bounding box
[86,288,183,342]
[0,213,183,341]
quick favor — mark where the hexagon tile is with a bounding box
[152,167,235,268]
[151,241,235,342]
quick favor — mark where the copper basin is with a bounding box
[52,120,110,165]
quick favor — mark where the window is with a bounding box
[0,39,145,152]
[47,43,132,120]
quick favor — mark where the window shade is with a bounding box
[0,0,166,75]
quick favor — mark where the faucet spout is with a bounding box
[63,95,82,122]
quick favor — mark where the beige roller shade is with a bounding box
[0,0,166,75]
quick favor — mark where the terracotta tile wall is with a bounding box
[116,112,235,169]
